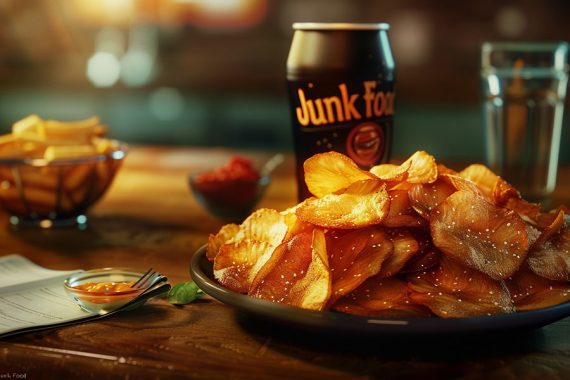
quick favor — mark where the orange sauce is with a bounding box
[73,281,135,293]
[72,281,137,304]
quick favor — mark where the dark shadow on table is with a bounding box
[235,311,557,379]
[4,215,202,254]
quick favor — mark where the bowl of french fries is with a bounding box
[0,115,127,227]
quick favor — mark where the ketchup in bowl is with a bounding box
[190,156,269,221]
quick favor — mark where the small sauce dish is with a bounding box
[64,268,151,314]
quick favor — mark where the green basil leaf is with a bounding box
[168,282,204,305]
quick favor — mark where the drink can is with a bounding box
[286,22,396,200]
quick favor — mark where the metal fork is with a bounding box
[131,268,157,290]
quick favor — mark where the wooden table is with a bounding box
[0,146,568,379]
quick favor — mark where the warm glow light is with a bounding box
[173,0,268,28]
[86,52,121,87]
[495,6,527,38]
[390,11,432,66]
[69,0,135,25]
[121,50,155,87]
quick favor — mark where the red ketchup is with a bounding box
[193,156,261,209]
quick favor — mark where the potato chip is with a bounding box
[334,276,431,317]
[408,257,514,318]
[370,150,437,184]
[382,190,426,228]
[527,224,570,281]
[437,163,458,176]
[491,177,520,206]
[459,164,501,197]
[213,240,275,293]
[378,228,420,277]
[400,229,441,274]
[504,197,541,224]
[249,229,331,310]
[440,174,484,196]
[296,179,390,229]
[408,179,456,220]
[303,151,375,198]
[506,264,570,311]
[326,228,393,305]
[206,223,240,261]
[458,165,537,222]
[370,163,410,182]
[430,190,529,280]
[229,208,289,247]
[288,229,331,310]
[532,209,565,249]
[211,209,291,291]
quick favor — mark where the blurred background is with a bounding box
[0,0,568,161]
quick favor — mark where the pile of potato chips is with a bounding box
[207,151,570,318]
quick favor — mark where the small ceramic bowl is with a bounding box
[0,143,127,228]
[189,173,270,222]
[63,268,150,314]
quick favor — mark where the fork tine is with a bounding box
[137,271,158,289]
[132,268,153,289]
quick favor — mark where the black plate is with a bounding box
[190,245,570,335]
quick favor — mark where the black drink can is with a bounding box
[286,23,396,201]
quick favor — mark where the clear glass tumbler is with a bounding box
[481,42,569,201]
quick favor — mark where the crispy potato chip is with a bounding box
[303,151,375,198]
[370,150,437,184]
[378,229,420,277]
[430,190,529,280]
[382,190,426,228]
[213,240,274,293]
[458,165,536,221]
[296,179,389,229]
[409,257,514,318]
[532,209,565,249]
[229,208,289,247]
[437,163,458,176]
[370,163,410,182]
[206,223,240,261]
[440,174,485,196]
[334,276,431,317]
[400,229,441,274]
[249,229,331,310]
[504,197,541,224]
[212,209,291,290]
[527,224,570,281]
[404,150,438,184]
[492,178,520,206]
[408,179,456,220]
[326,228,393,306]
[459,164,501,197]
[506,264,570,311]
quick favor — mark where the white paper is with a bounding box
[0,255,95,337]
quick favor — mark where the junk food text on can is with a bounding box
[286,23,395,200]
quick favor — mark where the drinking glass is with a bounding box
[481,42,569,201]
